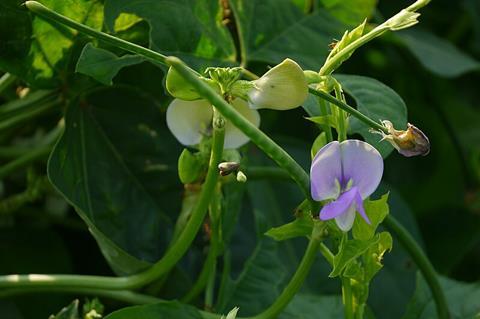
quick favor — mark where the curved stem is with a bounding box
[246,226,322,319]
[309,87,388,134]
[383,215,450,319]
[0,119,225,290]
[166,57,312,201]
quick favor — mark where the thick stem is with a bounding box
[317,97,333,142]
[383,215,450,319]
[342,277,354,319]
[166,57,311,200]
[0,120,225,290]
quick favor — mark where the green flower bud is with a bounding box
[236,171,247,183]
[247,58,308,110]
[166,67,219,100]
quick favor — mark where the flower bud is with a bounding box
[166,67,219,101]
[377,120,430,157]
[218,161,240,176]
[236,170,247,183]
[245,58,308,110]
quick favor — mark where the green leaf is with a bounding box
[403,273,480,319]
[335,74,407,157]
[330,235,380,278]
[279,294,344,318]
[229,0,345,69]
[104,301,202,319]
[305,115,337,129]
[363,231,392,282]
[0,0,103,88]
[216,238,287,316]
[265,214,314,241]
[103,0,236,69]
[49,300,80,319]
[48,87,181,274]
[352,193,389,241]
[319,0,377,26]
[76,43,145,85]
[398,29,480,78]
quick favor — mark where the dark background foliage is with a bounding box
[0,0,479,318]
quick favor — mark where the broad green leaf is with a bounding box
[76,44,145,85]
[330,235,380,277]
[265,214,314,241]
[335,74,407,158]
[319,0,377,26]
[398,29,480,78]
[229,0,345,69]
[104,301,202,319]
[0,0,103,88]
[103,0,236,69]
[49,300,79,319]
[279,294,344,318]
[352,193,389,241]
[403,273,480,319]
[48,87,181,274]
[216,238,287,316]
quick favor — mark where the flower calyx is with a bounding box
[374,120,430,157]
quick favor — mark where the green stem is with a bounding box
[317,97,333,142]
[342,277,354,319]
[319,0,431,75]
[333,85,347,142]
[25,0,311,201]
[0,119,225,290]
[383,215,450,319]
[166,56,311,200]
[0,146,51,180]
[246,227,322,319]
[0,73,16,94]
[309,87,388,134]
[0,98,60,132]
[319,243,334,266]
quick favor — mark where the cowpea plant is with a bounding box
[1,0,479,318]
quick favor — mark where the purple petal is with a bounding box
[335,205,356,232]
[340,140,383,199]
[310,141,342,201]
[354,190,371,225]
[319,186,357,220]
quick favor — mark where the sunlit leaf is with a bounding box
[352,193,389,241]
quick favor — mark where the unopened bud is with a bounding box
[375,120,430,157]
[236,171,247,183]
[218,161,240,176]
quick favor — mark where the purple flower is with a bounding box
[310,140,384,231]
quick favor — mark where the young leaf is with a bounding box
[76,43,145,85]
[265,214,314,241]
[329,235,380,277]
[49,300,80,319]
[177,148,203,184]
[363,231,393,282]
[352,193,389,240]
[104,301,202,319]
[311,132,327,159]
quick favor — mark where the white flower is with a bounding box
[246,58,308,110]
[166,98,260,149]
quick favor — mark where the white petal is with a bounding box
[166,99,213,146]
[224,99,260,149]
[340,140,384,199]
[248,59,308,110]
[334,202,356,232]
[310,141,342,201]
